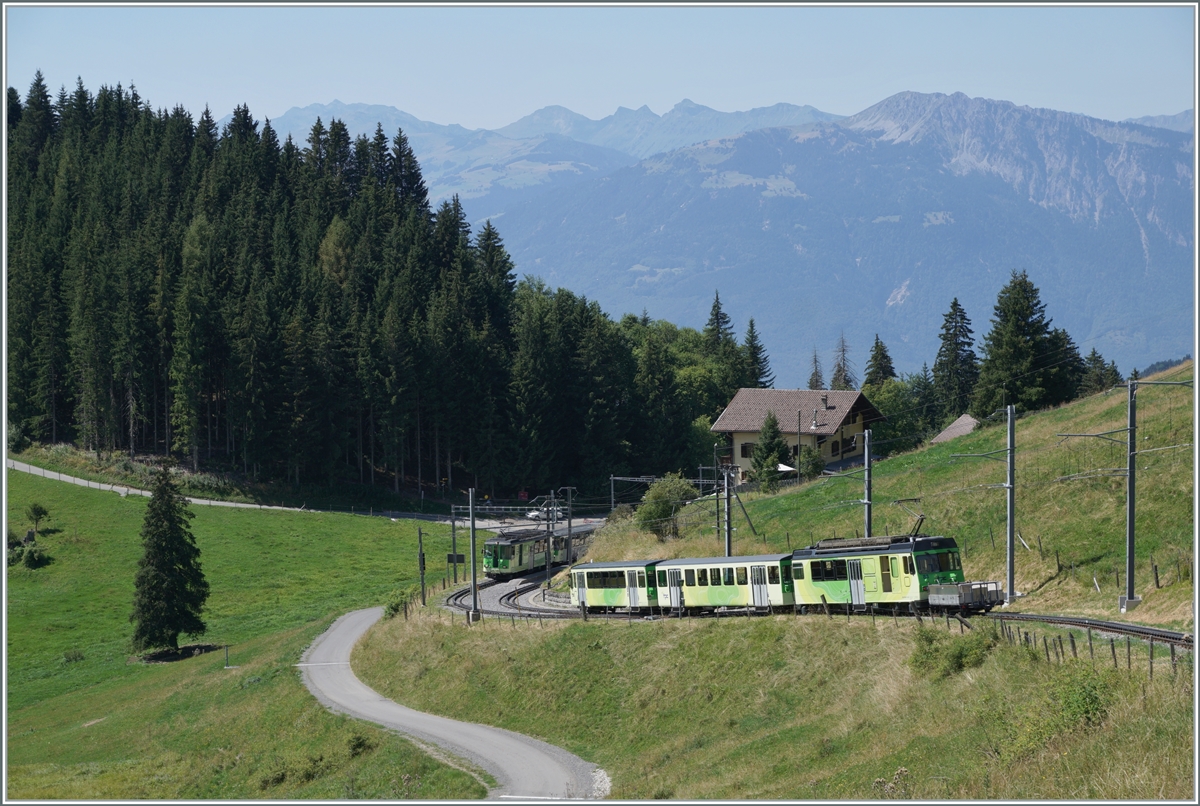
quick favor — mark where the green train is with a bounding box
[483,530,582,580]
[568,534,1002,614]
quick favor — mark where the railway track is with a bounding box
[988,611,1193,648]
[444,579,1194,648]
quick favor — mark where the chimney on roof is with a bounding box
[821,394,829,409]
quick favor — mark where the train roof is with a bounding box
[792,535,958,558]
[656,553,792,567]
[486,530,552,545]
[570,559,664,571]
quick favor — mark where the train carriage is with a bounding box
[652,554,795,611]
[568,560,662,610]
[790,534,998,613]
[484,530,580,579]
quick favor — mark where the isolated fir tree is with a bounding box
[971,271,1060,418]
[1079,348,1123,396]
[742,318,774,388]
[130,467,209,652]
[863,334,897,387]
[932,298,979,420]
[750,410,789,493]
[830,332,857,391]
[808,348,824,390]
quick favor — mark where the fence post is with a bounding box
[1088,627,1094,666]
[1170,643,1176,676]
[1154,564,1160,588]
[1110,637,1117,669]
[1069,632,1077,659]
[1149,638,1154,680]
[1126,636,1131,672]
[1043,636,1051,663]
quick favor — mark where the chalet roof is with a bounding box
[710,388,885,437]
[929,413,980,444]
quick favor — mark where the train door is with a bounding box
[518,544,524,569]
[750,565,769,608]
[667,569,683,610]
[848,559,865,608]
[626,570,641,610]
[575,572,587,606]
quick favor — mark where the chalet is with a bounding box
[711,388,885,482]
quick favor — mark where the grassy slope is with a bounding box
[350,363,1194,799]
[5,471,485,799]
[356,607,1193,799]
[589,361,1196,630]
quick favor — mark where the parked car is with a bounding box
[526,506,565,521]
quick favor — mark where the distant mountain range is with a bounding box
[1122,109,1193,133]
[224,95,1194,385]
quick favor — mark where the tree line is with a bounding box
[6,74,771,499]
[836,272,1124,455]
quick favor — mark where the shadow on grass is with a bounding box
[138,643,223,664]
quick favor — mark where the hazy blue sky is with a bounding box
[5,4,1195,129]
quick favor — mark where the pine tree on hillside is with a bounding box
[932,298,979,419]
[703,290,735,351]
[1079,348,1124,396]
[750,410,789,493]
[970,271,1062,417]
[808,348,824,390]
[863,334,897,387]
[830,332,857,391]
[742,318,774,388]
[130,467,209,652]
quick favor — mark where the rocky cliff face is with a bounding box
[843,92,1193,252]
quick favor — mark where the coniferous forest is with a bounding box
[7,75,773,499]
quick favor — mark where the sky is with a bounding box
[4,4,1196,131]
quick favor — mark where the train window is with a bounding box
[937,552,952,572]
[880,555,892,593]
[685,569,696,586]
[891,557,900,578]
[833,560,847,580]
[697,569,708,586]
[638,571,647,588]
[903,555,914,575]
[793,563,804,580]
[951,552,961,571]
[736,567,748,586]
[586,573,597,589]
[811,562,824,582]
[768,566,780,585]
[658,570,668,587]
[567,573,574,589]
[782,565,793,581]
[722,567,734,585]
[710,568,722,586]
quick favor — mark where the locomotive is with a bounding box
[568,533,1002,615]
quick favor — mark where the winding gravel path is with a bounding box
[298,607,608,800]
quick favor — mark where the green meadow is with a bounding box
[5,470,484,799]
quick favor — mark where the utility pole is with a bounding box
[724,465,733,557]
[1058,378,1191,613]
[952,405,1018,604]
[610,475,615,512]
[418,527,426,606]
[546,489,555,586]
[560,486,577,568]
[450,514,457,583]
[863,429,872,538]
[469,488,480,622]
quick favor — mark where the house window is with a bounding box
[831,440,840,456]
[845,434,856,452]
[740,442,755,458]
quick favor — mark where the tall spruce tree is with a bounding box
[932,298,979,420]
[971,270,1062,417]
[808,348,824,390]
[130,467,209,651]
[750,410,789,493]
[742,318,774,388]
[863,334,897,387]
[830,332,857,391]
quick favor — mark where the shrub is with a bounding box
[8,420,30,452]
[8,546,25,567]
[796,445,825,480]
[383,585,422,619]
[635,473,700,540]
[608,503,634,522]
[22,545,48,569]
[909,624,998,678]
[63,648,85,663]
